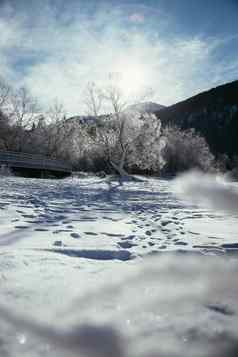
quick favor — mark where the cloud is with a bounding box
[128,12,145,23]
[0,1,237,116]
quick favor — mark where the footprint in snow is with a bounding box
[34,228,49,232]
[15,226,29,229]
[122,235,135,240]
[118,241,136,249]
[70,233,80,239]
[161,228,171,233]
[22,214,36,219]
[53,229,72,234]
[53,240,63,247]
[174,241,188,246]
[145,230,152,236]
[159,245,167,249]
[161,220,171,227]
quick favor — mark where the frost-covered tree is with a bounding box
[84,82,127,175]
[84,83,155,176]
[127,114,166,174]
[162,126,215,174]
[100,110,145,176]
[65,121,105,170]
[83,81,168,176]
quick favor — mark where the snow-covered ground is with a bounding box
[0,175,238,357]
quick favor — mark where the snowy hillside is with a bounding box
[124,101,165,114]
[67,102,165,126]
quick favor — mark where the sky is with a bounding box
[0,0,237,115]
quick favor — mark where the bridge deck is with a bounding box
[0,151,72,174]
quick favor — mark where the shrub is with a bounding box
[162,126,215,175]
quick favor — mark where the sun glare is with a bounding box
[110,58,149,98]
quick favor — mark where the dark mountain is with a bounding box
[156,80,238,158]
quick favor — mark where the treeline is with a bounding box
[0,78,233,177]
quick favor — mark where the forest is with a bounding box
[0,78,236,178]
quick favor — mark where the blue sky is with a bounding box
[0,0,237,114]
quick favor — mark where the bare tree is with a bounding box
[84,82,103,117]
[7,87,40,151]
[0,78,12,150]
[40,101,72,159]
[0,77,11,109]
[9,87,39,128]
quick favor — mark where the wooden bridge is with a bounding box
[0,151,72,178]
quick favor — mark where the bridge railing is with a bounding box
[0,151,72,172]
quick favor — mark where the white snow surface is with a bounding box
[0,174,238,356]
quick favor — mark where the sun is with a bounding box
[110,58,149,98]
